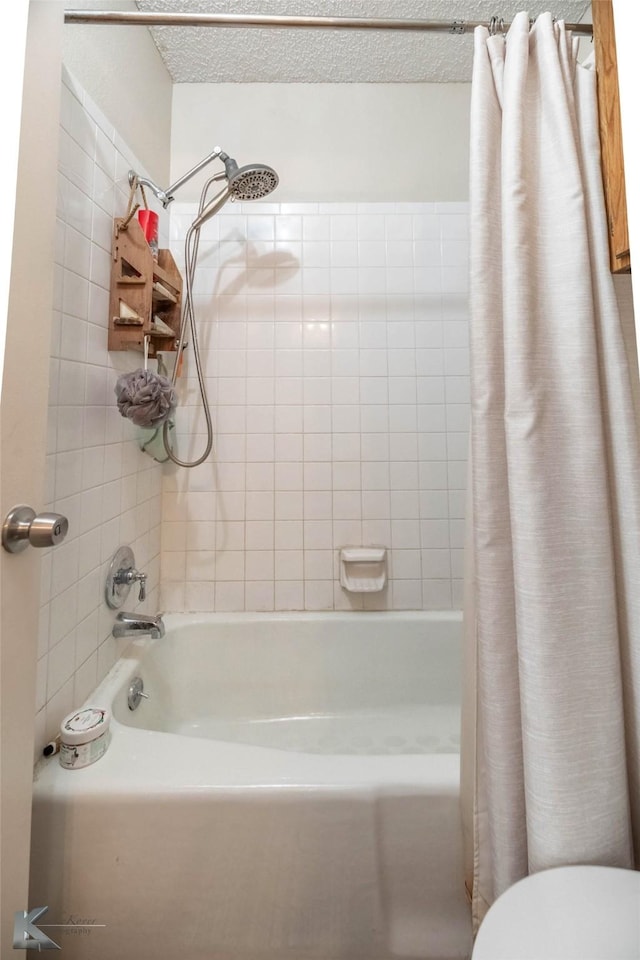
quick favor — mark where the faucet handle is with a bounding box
[116,567,147,602]
[106,547,151,610]
[137,572,147,602]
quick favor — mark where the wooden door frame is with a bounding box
[612,0,640,354]
[0,2,63,952]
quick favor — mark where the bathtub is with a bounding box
[30,612,471,960]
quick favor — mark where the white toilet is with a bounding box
[472,865,640,960]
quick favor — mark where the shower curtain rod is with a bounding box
[63,10,594,36]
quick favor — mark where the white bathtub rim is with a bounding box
[33,728,461,795]
[159,609,463,630]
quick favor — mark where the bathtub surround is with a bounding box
[35,67,165,758]
[37,69,471,756]
[161,200,470,612]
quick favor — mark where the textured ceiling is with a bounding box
[136,0,591,82]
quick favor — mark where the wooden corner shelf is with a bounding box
[108,217,183,355]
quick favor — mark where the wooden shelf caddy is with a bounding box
[108,217,183,355]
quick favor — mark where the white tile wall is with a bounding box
[34,69,165,758]
[161,200,470,613]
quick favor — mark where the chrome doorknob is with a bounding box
[2,505,69,553]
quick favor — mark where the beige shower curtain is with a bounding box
[462,11,640,932]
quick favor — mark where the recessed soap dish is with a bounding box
[339,547,387,593]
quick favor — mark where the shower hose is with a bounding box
[161,176,220,468]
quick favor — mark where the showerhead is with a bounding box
[171,151,280,231]
[130,146,279,212]
[224,158,279,201]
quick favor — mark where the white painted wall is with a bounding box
[61,0,172,186]
[171,83,471,203]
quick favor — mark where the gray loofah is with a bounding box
[115,368,177,428]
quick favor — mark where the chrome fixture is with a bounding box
[64,11,594,37]
[112,611,165,640]
[129,146,278,470]
[222,157,280,201]
[105,545,148,608]
[129,146,278,213]
[2,505,68,554]
[114,566,147,602]
[127,676,150,710]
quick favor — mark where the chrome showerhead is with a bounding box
[130,146,279,211]
[224,158,279,200]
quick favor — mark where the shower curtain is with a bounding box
[462,10,640,931]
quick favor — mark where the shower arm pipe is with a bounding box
[64,11,594,37]
[130,146,229,209]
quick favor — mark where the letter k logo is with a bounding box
[13,906,60,951]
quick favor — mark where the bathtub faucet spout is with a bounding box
[113,611,165,640]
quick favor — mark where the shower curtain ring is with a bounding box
[489,16,497,35]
